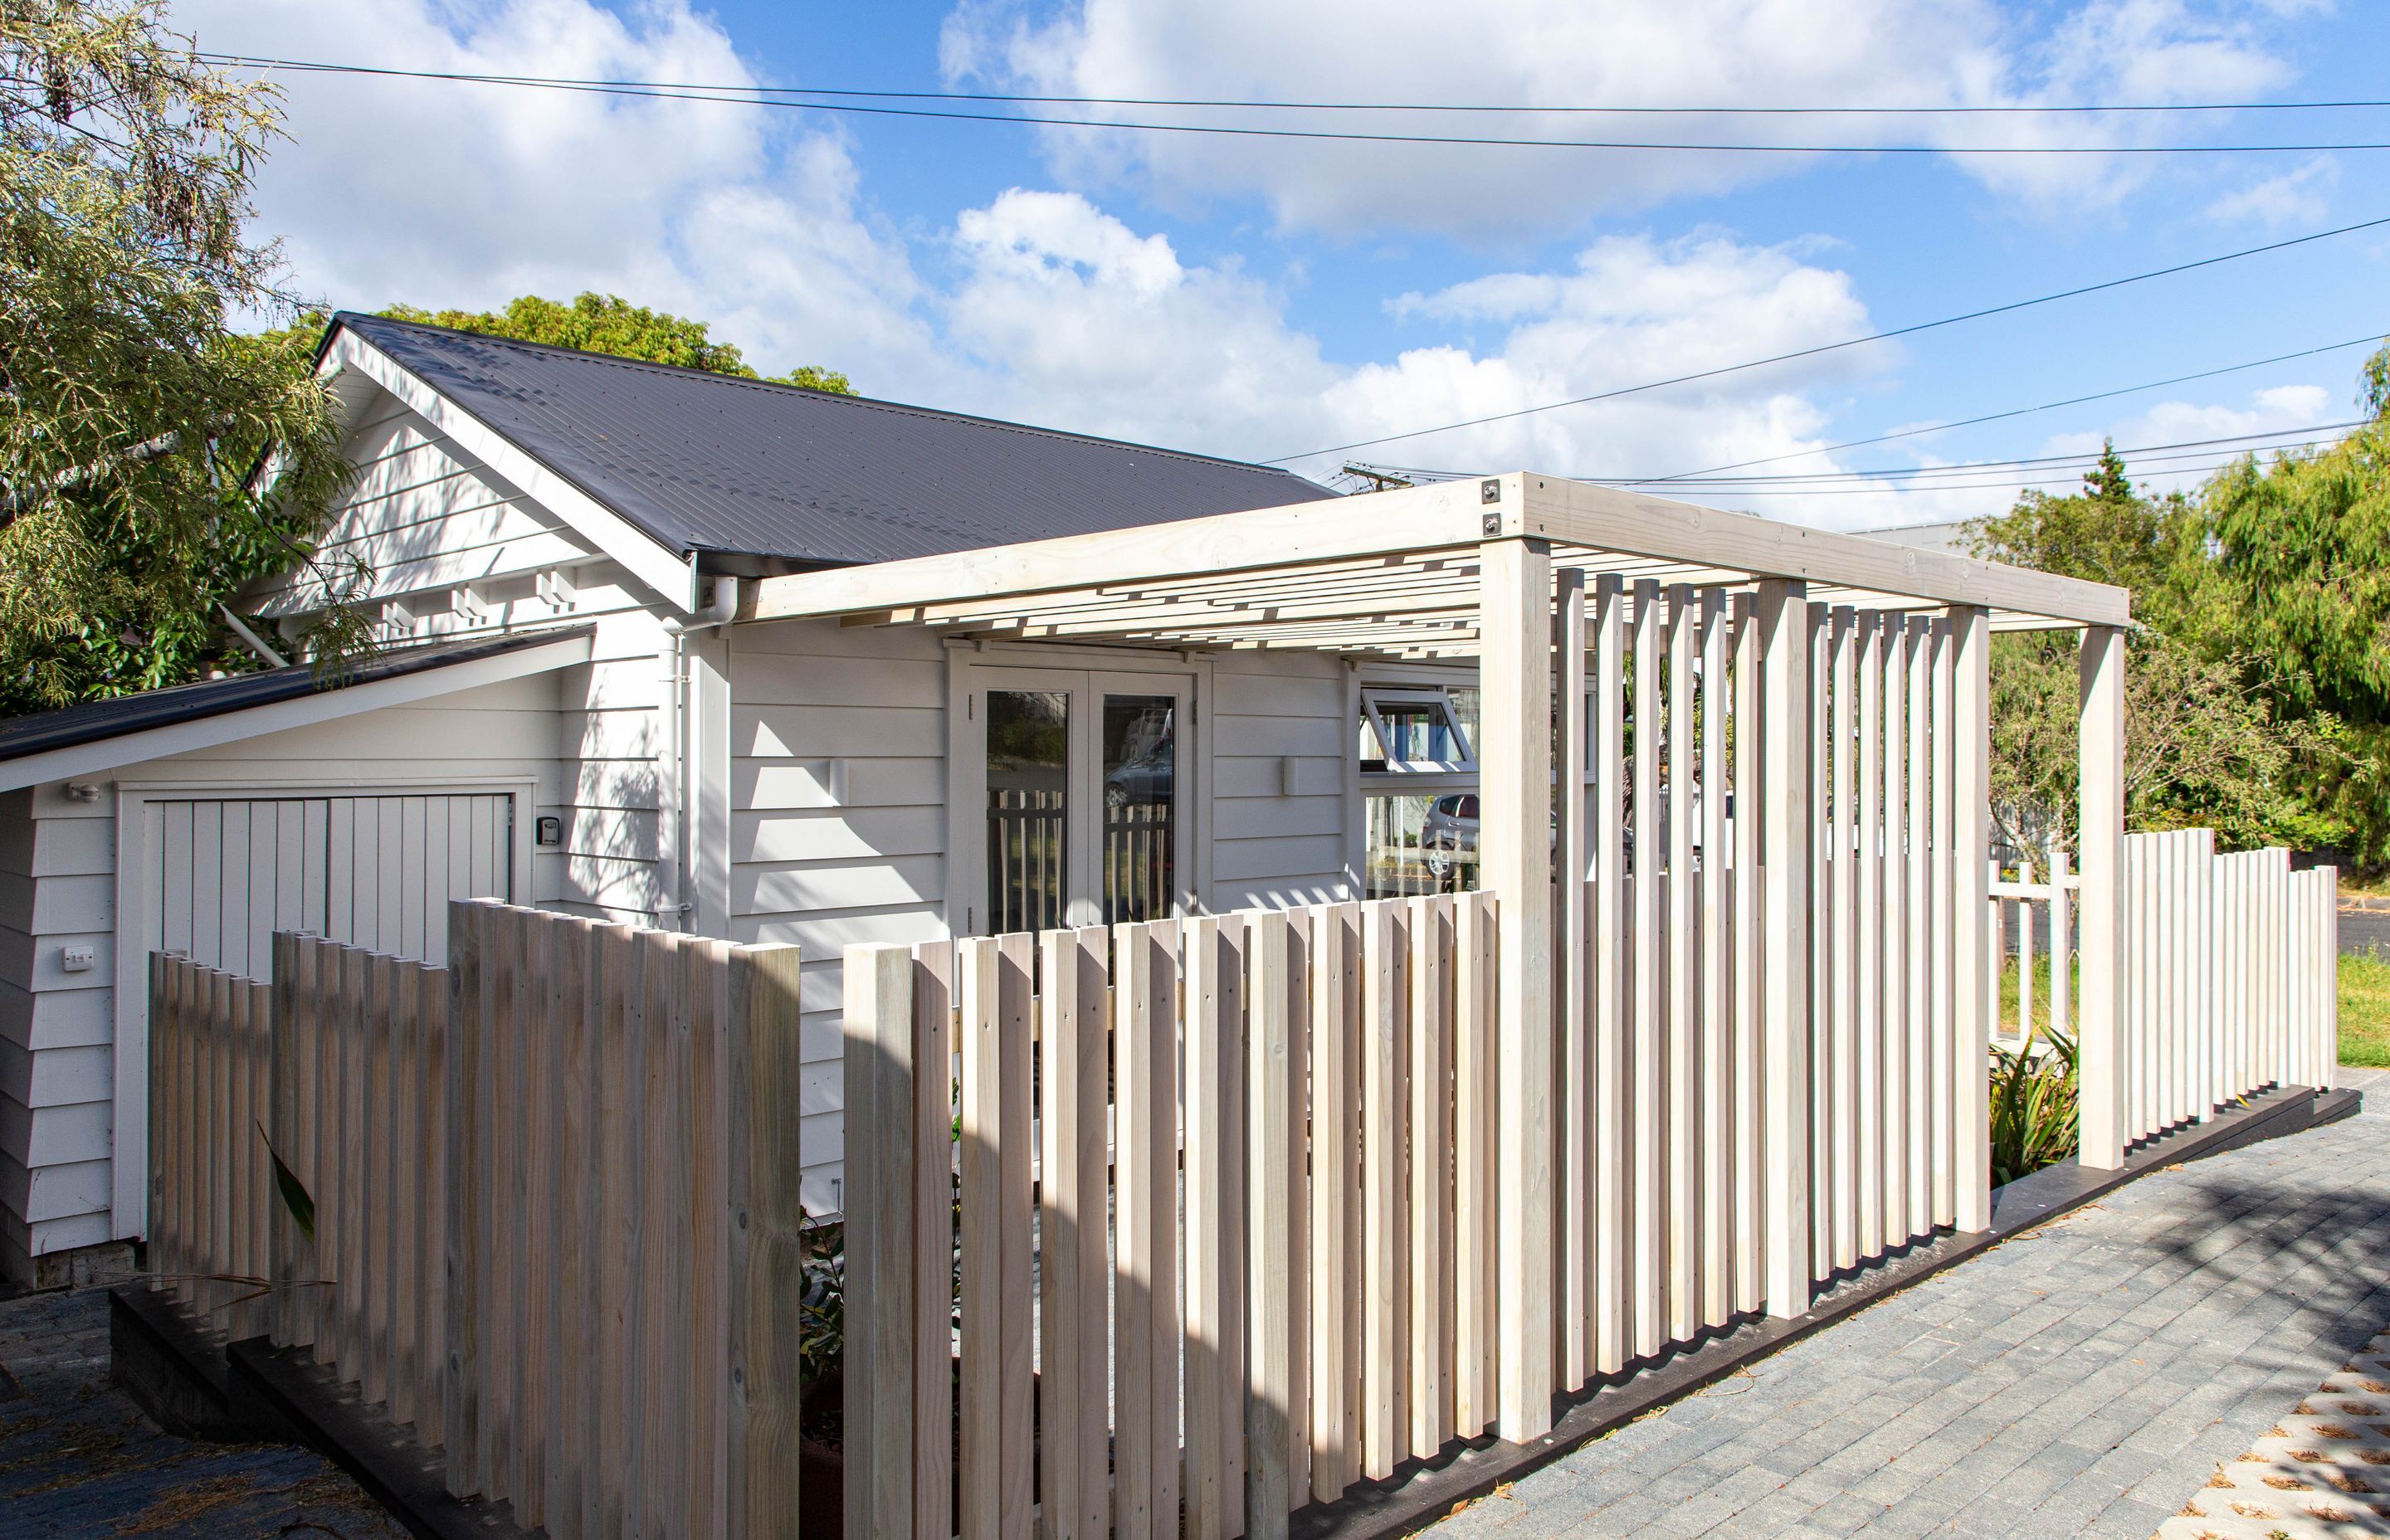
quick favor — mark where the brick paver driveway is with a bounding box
[1434,1070,2390,1540]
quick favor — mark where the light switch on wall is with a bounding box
[60,944,95,973]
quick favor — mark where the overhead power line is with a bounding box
[190,56,2390,117]
[1642,333,2387,482]
[1356,420,2358,495]
[1638,421,2359,487]
[192,56,2390,156]
[1678,444,2341,496]
[1261,213,2390,462]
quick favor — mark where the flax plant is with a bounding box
[1989,1024,2080,1187]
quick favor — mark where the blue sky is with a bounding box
[181,0,2390,529]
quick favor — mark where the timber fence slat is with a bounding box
[1452,892,1497,1438]
[1666,585,1700,1342]
[1699,592,1733,1331]
[1593,575,1631,1370]
[1187,915,1235,1540]
[1880,616,1910,1254]
[1038,925,1105,1540]
[1408,894,1453,1459]
[1827,607,1857,1278]
[1309,901,1358,1501]
[1360,898,1401,1481]
[1731,595,1764,1311]
[1631,577,1663,1357]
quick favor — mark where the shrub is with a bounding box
[1990,1024,2080,1187]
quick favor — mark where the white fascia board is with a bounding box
[322,329,700,613]
[0,628,596,794]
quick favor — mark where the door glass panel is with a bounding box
[986,689,1069,933]
[1101,694,1177,924]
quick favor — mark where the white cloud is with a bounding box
[173,0,1942,530]
[939,0,2312,235]
[2045,382,2335,465]
[2204,156,2339,227]
[934,211,1888,513]
[173,0,942,384]
[1826,380,2341,532]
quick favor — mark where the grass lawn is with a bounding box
[2342,945,2390,1067]
[1996,946,2390,1071]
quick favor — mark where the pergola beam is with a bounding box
[743,471,2129,646]
[1513,476,2129,629]
[744,479,1492,624]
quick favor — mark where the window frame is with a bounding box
[1358,685,1478,775]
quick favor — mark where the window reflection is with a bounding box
[986,690,1067,933]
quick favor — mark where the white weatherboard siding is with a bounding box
[247,378,678,928]
[730,618,952,1212]
[3,675,571,1273]
[1210,651,1355,911]
[252,392,589,622]
[550,607,675,927]
[0,784,116,1279]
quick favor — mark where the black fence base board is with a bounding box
[107,1284,297,1444]
[1290,1081,2359,1540]
[225,1338,528,1540]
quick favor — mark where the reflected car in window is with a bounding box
[1422,792,1479,875]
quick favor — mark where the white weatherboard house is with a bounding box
[0,314,2131,1293]
[0,314,1411,1285]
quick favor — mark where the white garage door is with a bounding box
[139,791,518,978]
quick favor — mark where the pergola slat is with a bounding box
[744,473,2128,656]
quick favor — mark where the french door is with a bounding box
[960,665,1193,935]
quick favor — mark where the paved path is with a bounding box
[0,1283,405,1539]
[2155,1318,2390,1539]
[1433,1071,2390,1540]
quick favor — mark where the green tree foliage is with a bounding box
[1973,441,2338,857]
[381,292,856,393]
[0,0,358,712]
[2204,345,2390,863]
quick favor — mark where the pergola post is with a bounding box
[2076,625,2128,1170]
[1951,606,1993,1233]
[1756,579,1812,1320]
[1480,534,1554,1441]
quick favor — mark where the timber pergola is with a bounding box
[740,472,2129,651]
[744,470,2133,1445]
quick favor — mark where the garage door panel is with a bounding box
[189,802,221,967]
[146,791,514,977]
[219,801,253,981]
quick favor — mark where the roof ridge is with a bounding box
[334,311,1314,480]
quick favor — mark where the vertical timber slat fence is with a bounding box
[146,823,2340,1540]
[148,901,806,1540]
[2119,836,2339,1146]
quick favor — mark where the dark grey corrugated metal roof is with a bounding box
[334,313,1335,566]
[0,627,593,765]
